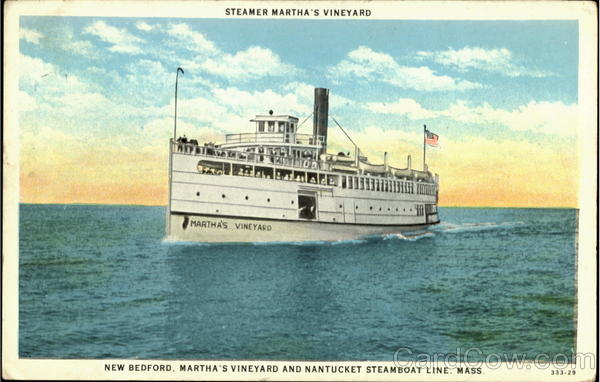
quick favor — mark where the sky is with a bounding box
[18,16,580,207]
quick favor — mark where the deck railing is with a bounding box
[171,140,437,184]
[224,132,324,146]
[172,140,328,171]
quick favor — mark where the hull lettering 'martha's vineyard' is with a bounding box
[166,87,440,243]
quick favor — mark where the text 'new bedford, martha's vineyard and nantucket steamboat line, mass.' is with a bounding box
[225,8,372,17]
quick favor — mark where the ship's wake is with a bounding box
[381,221,525,242]
[434,221,524,234]
[383,231,436,241]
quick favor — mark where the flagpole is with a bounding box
[423,124,426,171]
[174,67,184,141]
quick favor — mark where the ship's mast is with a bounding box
[173,67,184,141]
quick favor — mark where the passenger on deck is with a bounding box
[309,177,316,184]
[321,178,326,185]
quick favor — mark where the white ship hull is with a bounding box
[166,149,440,243]
[166,212,438,243]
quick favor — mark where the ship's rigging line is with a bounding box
[296,112,313,131]
[294,113,361,161]
[332,117,361,157]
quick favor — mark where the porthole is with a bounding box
[355,205,358,209]
[291,200,294,204]
[222,194,226,198]
[388,208,391,211]
[333,218,336,222]
[245,196,249,200]
[339,204,342,208]
[396,208,398,212]
[216,209,219,213]
[196,192,200,196]
[267,198,271,202]
[379,207,382,211]
[370,206,373,211]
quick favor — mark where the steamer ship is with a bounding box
[166,87,440,243]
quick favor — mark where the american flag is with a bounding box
[425,130,439,147]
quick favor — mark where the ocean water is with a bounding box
[19,205,577,361]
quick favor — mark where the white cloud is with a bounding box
[19,91,38,112]
[329,46,481,91]
[54,92,114,116]
[163,96,229,125]
[18,56,165,124]
[327,125,422,167]
[163,87,312,136]
[442,100,577,136]
[167,23,217,54]
[136,21,154,32]
[19,54,55,85]
[282,82,354,111]
[212,87,307,117]
[26,24,97,58]
[364,96,578,137]
[83,20,143,54]
[19,54,92,97]
[123,59,170,95]
[417,46,553,77]
[365,98,436,120]
[20,28,42,44]
[200,46,298,81]
[165,23,297,82]
[68,39,96,57]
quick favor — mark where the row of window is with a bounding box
[257,121,296,133]
[417,183,436,196]
[341,175,420,194]
[198,161,436,195]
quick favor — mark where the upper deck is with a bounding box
[172,139,438,186]
[223,114,325,147]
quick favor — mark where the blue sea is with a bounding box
[19,205,577,361]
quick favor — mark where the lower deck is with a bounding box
[166,212,439,243]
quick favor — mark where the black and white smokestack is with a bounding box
[313,88,329,155]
